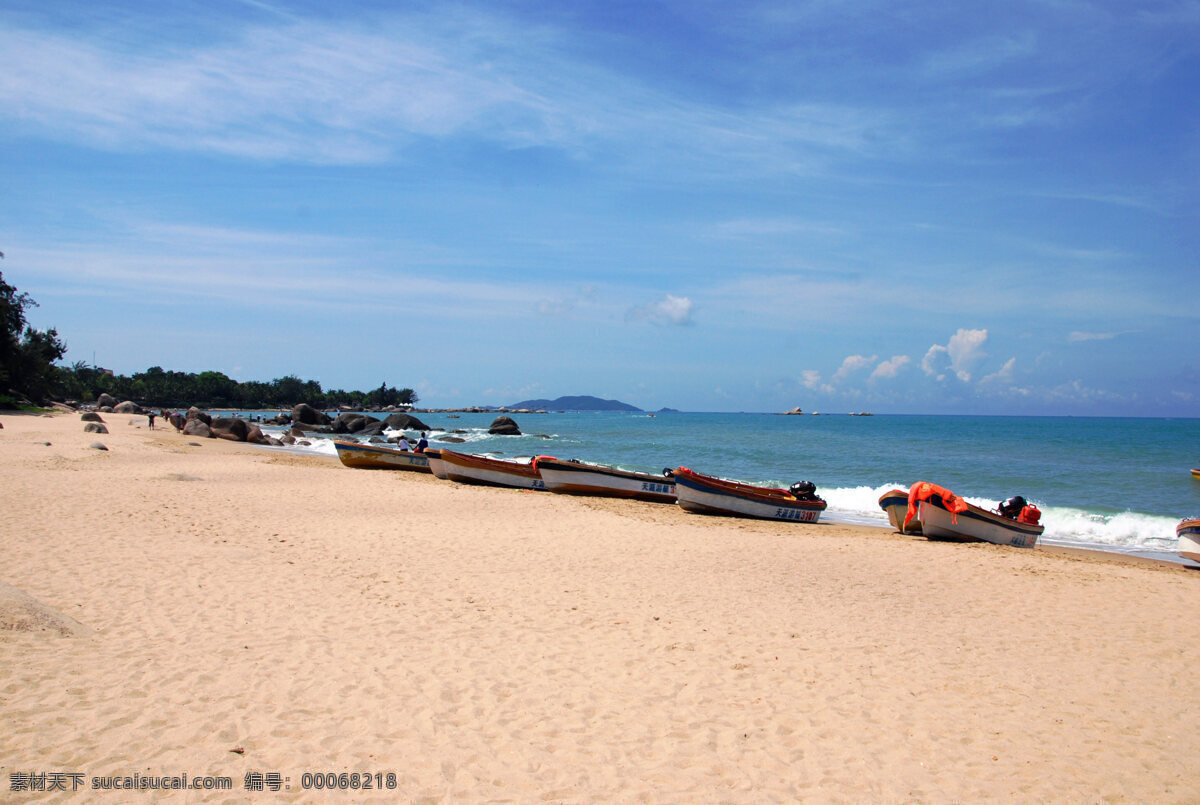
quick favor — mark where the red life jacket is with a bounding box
[1018,505,1041,525]
[904,481,968,530]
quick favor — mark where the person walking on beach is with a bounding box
[415,432,428,453]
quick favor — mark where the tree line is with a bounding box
[1,269,416,410]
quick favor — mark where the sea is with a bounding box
[230,410,1200,565]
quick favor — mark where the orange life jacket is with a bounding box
[904,481,968,530]
[1018,504,1041,525]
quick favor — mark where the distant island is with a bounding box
[506,395,642,412]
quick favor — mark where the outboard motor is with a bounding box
[662,468,675,478]
[790,481,818,500]
[998,495,1027,519]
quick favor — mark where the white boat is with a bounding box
[673,467,826,523]
[333,440,431,472]
[1178,518,1200,563]
[907,481,1042,549]
[878,488,921,534]
[424,448,450,479]
[438,449,548,490]
[536,457,676,502]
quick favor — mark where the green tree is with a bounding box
[1,270,68,405]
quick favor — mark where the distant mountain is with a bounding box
[506,395,642,412]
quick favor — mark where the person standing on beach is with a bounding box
[398,434,411,451]
[147,411,156,430]
[415,432,428,453]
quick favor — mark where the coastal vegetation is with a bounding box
[0,269,416,411]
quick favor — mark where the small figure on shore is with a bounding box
[398,435,411,451]
[147,411,156,430]
[415,432,428,453]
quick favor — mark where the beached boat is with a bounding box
[333,440,431,473]
[1178,518,1200,562]
[878,488,921,534]
[905,481,1043,549]
[437,449,548,490]
[537,457,676,502]
[424,447,450,479]
[673,467,826,523]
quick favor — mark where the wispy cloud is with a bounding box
[626,294,694,327]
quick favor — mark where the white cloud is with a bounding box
[923,328,988,382]
[832,354,877,384]
[870,355,911,380]
[800,370,822,389]
[626,294,694,326]
[1068,330,1120,342]
[980,357,1017,386]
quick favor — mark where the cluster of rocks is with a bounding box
[76,397,531,446]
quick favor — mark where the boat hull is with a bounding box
[1178,518,1200,562]
[334,440,431,472]
[674,467,825,523]
[423,448,450,479]
[918,497,1042,548]
[438,449,547,490]
[1192,468,1200,480]
[878,488,921,534]
[537,458,676,502]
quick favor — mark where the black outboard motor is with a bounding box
[790,480,818,501]
[998,495,1027,519]
[662,468,675,478]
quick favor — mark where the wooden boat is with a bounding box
[1192,468,1200,480]
[905,481,1042,549]
[878,488,921,534]
[333,440,431,473]
[673,467,826,523]
[437,449,548,490]
[536,457,676,502]
[1178,518,1200,562]
[423,447,450,479]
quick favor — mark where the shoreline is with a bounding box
[3,411,1199,801]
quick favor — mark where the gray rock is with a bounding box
[81,412,105,423]
[96,393,118,408]
[210,417,250,441]
[88,442,108,451]
[114,401,142,414]
[83,422,109,434]
[183,420,213,438]
[488,415,521,436]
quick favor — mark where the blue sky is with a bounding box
[2,0,1197,414]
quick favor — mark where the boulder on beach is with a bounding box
[81,412,105,423]
[83,422,108,434]
[88,442,108,451]
[114,401,142,414]
[488,415,521,436]
[183,419,213,438]
[210,417,250,442]
[168,412,186,431]
[384,413,432,432]
[292,403,331,427]
[246,424,269,444]
[0,581,89,637]
[96,393,118,409]
[186,407,213,426]
[332,413,383,434]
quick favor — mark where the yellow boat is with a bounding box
[1192,468,1200,480]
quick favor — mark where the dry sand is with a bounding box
[2,411,1198,802]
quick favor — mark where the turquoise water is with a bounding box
[236,410,1200,559]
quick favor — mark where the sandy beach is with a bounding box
[2,411,1199,802]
